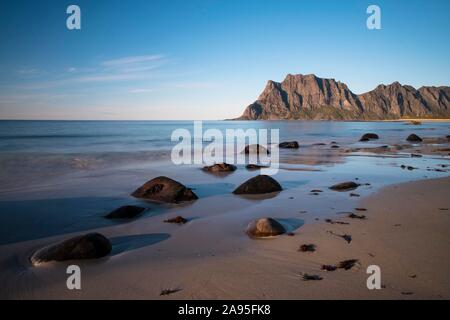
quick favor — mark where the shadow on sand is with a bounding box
[110,233,170,256]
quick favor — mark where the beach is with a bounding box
[0,120,449,299]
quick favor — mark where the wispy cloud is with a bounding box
[101,55,164,67]
[172,82,217,89]
[129,88,157,93]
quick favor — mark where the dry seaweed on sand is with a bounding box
[160,288,182,296]
[337,259,359,270]
[300,273,323,281]
[321,265,337,272]
[327,230,352,243]
[325,219,349,225]
[298,244,316,252]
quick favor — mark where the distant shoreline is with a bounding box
[0,118,450,122]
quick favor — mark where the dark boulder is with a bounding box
[233,175,282,195]
[279,141,299,149]
[329,181,360,191]
[202,163,237,173]
[245,218,286,238]
[359,133,379,141]
[30,233,112,266]
[132,176,198,203]
[406,134,422,142]
[105,205,146,219]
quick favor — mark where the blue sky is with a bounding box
[0,0,449,120]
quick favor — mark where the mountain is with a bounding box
[236,74,450,120]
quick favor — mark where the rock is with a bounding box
[132,176,198,203]
[164,216,188,224]
[406,134,422,142]
[202,163,237,173]
[348,213,366,219]
[246,164,269,170]
[329,181,360,191]
[242,144,270,155]
[359,133,379,141]
[331,145,340,148]
[30,233,112,266]
[233,175,282,195]
[105,205,146,219]
[279,141,299,149]
[446,135,450,140]
[235,73,450,120]
[245,218,286,237]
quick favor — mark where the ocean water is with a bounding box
[0,120,449,245]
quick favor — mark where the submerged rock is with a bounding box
[30,233,112,266]
[406,134,423,142]
[246,164,269,170]
[245,218,286,237]
[132,176,198,203]
[233,175,282,195]
[164,216,188,224]
[242,144,270,155]
[202,163,237,173]
[279,141,299,149]
[359,133,379,141]
[329,181,360,191]
[105,205,146,219]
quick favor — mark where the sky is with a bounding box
[0,0,449,120]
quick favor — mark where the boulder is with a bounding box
[279,141,299,149]
[30,233,112,266]
[105,205,145,219]
[132,176,198,203]
[329,181,360,191]
[406,134,422,142]
[359,133,379,141]
[242,144,270,155]
[245,218,286,237]
[233,175,282,195]
[202,163,237,173]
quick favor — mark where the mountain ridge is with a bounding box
[235,74,450,120]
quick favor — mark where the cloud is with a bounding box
[129,88,157,93]
[172,82,217,89]
[101,55,165,67]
